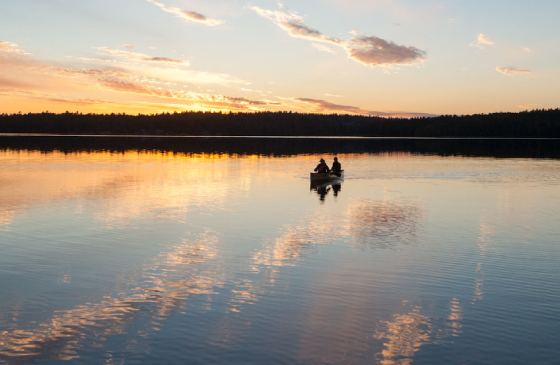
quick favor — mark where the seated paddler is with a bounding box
[331,157,341,176]
[314,158,330,174]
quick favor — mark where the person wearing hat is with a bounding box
[314,158,330,174]
[331,157,341,177]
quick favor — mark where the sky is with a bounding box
[1,0,559,117]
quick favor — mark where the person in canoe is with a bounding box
[314,158,330,174]
[331,157,341,177]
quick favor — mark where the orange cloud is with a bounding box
[0,41,31,55]
[0,76,36,90]
[470,33,494,49]
[517,103,539,108]
[496,66,531,75]
[0,42,276,113]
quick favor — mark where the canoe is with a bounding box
[310,170,344,181]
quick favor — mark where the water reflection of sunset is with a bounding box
[0,150,252,229]
[1,148,559,364]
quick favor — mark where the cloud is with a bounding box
[0,89,117,106]
[344,35,426,67]
[95,47,188,64]
[146,0,224,26]
[496,66,531,76]
[0,76,35,89]
[517,103,539,109]
[0,40,276,113]
[295,98,436,117]
[0,41,36,67]
[0,41,31,55]
[249,6,342,45]
[122,44,135,50]
[250,6,425,68]
[522,47,531,52]
[470,33,494,49]
[312,43,335,54]
[47,65,270,107]
[142,56,184,63]
[296,97,368,114]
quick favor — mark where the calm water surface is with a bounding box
[0,138,559,364]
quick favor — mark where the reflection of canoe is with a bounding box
[310,170,344,181]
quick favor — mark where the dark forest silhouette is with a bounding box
[1,109,559,137]
[2,136,559,160]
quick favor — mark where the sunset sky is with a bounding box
[1,0,559,117]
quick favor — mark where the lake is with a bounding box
[1,137,559,365]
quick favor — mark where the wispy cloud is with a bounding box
[470,33,494,49]
[312,43,335,54]
[522,47,531,52]
[249,6,342,45]
[0,76,36,90]
[0,40,278,113]
[496,66,531,76]
[95,47,188,64]
[250,5,425,68]
[517,103,539,108]
[296,97,368,114]
[146,0,224,26]
[295,98,436,117]
[0,89,118,106]
[122,44,135,50]
[51,66,278,110]
[0,41,31,55]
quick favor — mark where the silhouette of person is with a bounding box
[332,183,341,197]
[314,158,330,174]
[316,185,330,202]
[331,157,341,176]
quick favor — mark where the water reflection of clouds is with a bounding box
[473,220,494,303]
[251,198,423,273]
[374,299,464,365]
[375,306,433,365]
[346,199,424,250]
[0,231,225,362]
[446,298,463,337]
[252,215,339,269]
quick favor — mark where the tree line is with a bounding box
[2,136,559,160]
[0,109,559,137]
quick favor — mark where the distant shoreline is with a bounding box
[1,109,559,138]
[1,133,560,140]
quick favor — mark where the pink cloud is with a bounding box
[295,98,436,117]
[95,47,188,64]
[250,6,425,68]
[344,35,426,67]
